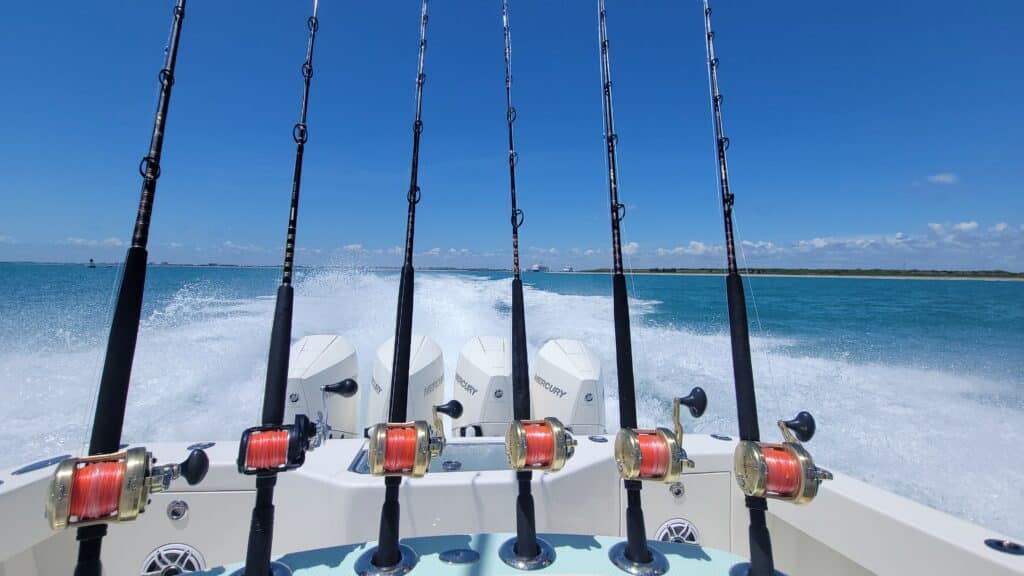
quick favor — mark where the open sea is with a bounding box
[0,262,1021,539]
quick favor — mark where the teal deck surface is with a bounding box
[201,533,751,575]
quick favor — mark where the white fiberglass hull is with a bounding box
[0,434,1019,575]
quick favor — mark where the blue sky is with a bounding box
[1,0,1022,270]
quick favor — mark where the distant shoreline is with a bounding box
[3,261,1022,280]
[567,268,1024,280]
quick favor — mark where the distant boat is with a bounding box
[529,263,549,273]
[87,259,96,269]
[561,265,574,273]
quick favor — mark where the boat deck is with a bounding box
[203,533,749,575]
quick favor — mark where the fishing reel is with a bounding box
[237,413,327,475]
[366,400,463,478]
[238,379,357,474]
[614,387,707,483]
[505,417,577,473]
[46,447,209,530]
[734,411,833,504]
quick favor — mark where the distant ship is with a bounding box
[87,259,96,269]
[528,263,549,272]
[561,265,574,272]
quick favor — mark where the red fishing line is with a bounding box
[246,429,290,470]
[524,422,555,467]
[637,433,670,479]
[384,427,418,473]
[763,445,802,497]
[70,461,124,521]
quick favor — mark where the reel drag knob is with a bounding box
[614,387,705,483]
[237,414,323,475]
[366,400,463,478]
[734,411,834,505]
[46,446,209,530]
[505,417,577,473]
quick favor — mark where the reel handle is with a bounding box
[672,386,707,445]
[780,411,816,443]
[180,449,210,485]
[434,400,463,419]
[677,387,707,418]
[322,378,358,398]
[429,400,464,457]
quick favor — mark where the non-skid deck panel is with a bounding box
[201,533,751,575]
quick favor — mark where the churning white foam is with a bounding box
[0,269,1019,539]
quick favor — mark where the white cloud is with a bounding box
[222,240,263,252]
[952,221,978,232]
[387,246,402,255]
[622,242,640,256]
[426,247,441,256]
[166,242,184,249]
[990,222,1009,233]
[0,234,14,244]
[63,236,124,248]
[740,240,782,254]
[343,243,365,253]
[656,241,719,256]
[927,172,958,185]
[584,249,598,256]
[927,223,944,234]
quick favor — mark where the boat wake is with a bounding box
[0,268,1019,539]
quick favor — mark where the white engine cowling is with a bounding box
[531,339,605,435]
[284,335,360,438]
[366,334,445,427]
[452,336,514,436]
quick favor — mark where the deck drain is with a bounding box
[439,549,480,564]
[12,455,71,475]
[985,538,1024,555]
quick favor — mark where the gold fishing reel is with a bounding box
[615,387,706,483]
[367,400,462,478]
[734,411,833,505]
[505,417,577,473]
[46,446,209,530]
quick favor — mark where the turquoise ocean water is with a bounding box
[0,262,1021,538]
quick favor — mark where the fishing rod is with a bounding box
[594,3,709,574]
[361,1,462,570]
[595,0,650,566]
[234,3,355,575]
[51,2,208,575]
[702,3,831,575]
[701,3,775,571]
[502,0,539,559]
[495,0,565,567]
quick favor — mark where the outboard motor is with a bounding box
[452,336,514,436]
[284,335,360,438]
[531,339,604,435]
[366,334,445,427]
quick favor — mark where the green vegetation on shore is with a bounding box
[577,267,1024,279]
